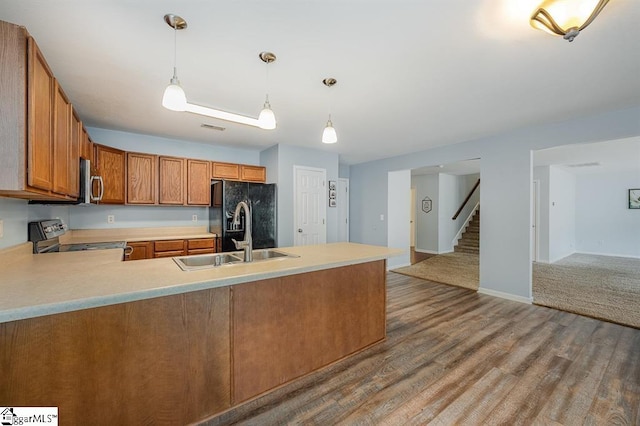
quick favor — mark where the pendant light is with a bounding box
[161,14,276,129]
[530,0,610,42]
[322,78,337,144]
[162,14,187,111]
[257,52,277,130]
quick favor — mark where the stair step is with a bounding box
[455,246,479,254]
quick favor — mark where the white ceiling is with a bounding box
[2,1,639,165]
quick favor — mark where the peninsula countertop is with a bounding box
[0,242,402,324]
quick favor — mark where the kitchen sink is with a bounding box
[173,249,298,271]
[236,249,298,261]
[173,253,243,271]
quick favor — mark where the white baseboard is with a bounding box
[414,248,453,255]
[477,287,532,304]
[575,251,640,260]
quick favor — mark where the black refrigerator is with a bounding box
[209,180,277,252]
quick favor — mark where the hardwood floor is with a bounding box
[410,246,435,264]
[201,273,640,426]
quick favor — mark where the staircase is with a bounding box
[454,210,479,254]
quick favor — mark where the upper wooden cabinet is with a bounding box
[159,156,186,205]
[27,37,55,193]
[0,21,82,201]
[52,82,72,196]
[187,159,211,206]
[212,162,240,180]
[94,144,126,204]
[127,152,157,205]
[68,109,81,198]
[80,127,93,163]
[240,165,266,182]
[212,161,266,183]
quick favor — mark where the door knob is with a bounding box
[298,228,303,233]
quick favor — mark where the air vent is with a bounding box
[200,123,226,131]
[567,162,600,168]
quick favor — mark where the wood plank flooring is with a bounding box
[200,273,640,426]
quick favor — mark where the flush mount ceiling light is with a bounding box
[530,0,610,42]
[161,14,276,129]
[321,78,337,144]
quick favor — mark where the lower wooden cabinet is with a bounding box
[124,241,153,261]
[125,237,218,261]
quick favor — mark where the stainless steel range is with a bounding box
[28,219,127,254]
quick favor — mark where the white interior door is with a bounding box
[337,178,349,242]
[294,166,327,246]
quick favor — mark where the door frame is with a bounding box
[532,179,540,262]
[337,178,349,242]
[293,165,327,246]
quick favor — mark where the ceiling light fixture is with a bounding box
[161,14,276,129]
[321,78,337,144]
[162,14,187,111]
[530,0,610,42]
[257,52,277,130]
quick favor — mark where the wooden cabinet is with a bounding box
[0,22,87,201]
[68,110,81,198]
[26,36,55,192]
[212,162,240,180]
[52,82,72,196]
[187,238,216,255]
[240,164,266,182]
[187,159,211,205]
[159,156,186,205]
[127,152,157,205]
[94,144,125,204]
[212,162,266,183]
[80,127,93,162]
[153,239,187,258]
[124,241,154,261]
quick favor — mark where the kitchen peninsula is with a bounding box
[0,242,400,425]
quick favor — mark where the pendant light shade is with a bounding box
[258,98,276,130]
[322,118,337,144]
[530,0,610,42]
[162,72,187,111]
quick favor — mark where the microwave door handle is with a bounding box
[90,176,104,201]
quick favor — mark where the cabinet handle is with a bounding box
[124,246,134,256]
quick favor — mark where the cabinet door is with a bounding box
[124,241,153,261]
[212,162,240,180]
[27,37,54,191]
[52,82,72,196]
[159,156,186,205]
[127,152,157,205]
[80,127,93,162]
[187,159,211,205]
[68,109,81,198]
[95,144,126,204]
[240,165,266,183]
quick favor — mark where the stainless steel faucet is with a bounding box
[231,201,252,262]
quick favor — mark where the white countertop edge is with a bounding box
[0,254,391,324]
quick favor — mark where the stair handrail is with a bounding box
[452,178,480,220]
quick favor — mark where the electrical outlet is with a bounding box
[192,214,198,222]
[0,219,3,238]
[380,214,385,221]
[107,215,115,224]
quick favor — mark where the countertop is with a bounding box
[0,242,402,324]
[59,225,217,244]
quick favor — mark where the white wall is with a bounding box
[575,169,640,257]
[350,106,640,301]
[387,170,411,269]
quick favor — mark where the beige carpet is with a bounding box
[392,252,479,291]
[533,254,640,329]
